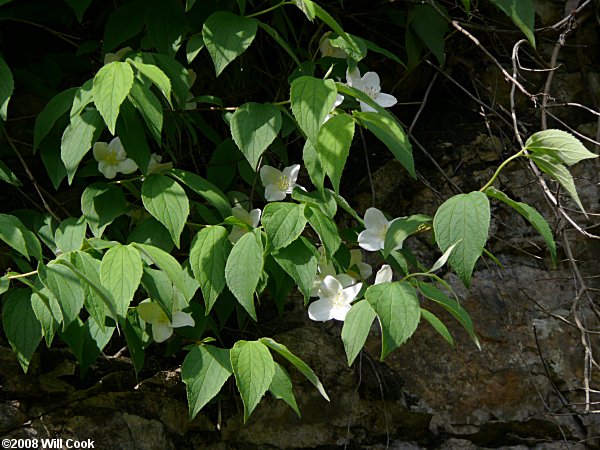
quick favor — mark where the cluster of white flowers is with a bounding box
[93,136,166,179]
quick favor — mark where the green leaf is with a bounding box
[420,308,454,345]
[59,316,115,375]
[341,300,376,366]
[366,282,421,360]
[525,129,597,166]
[262,202,307,250]
[0,214,43,261]
[31,287,62,347]
[272,237,319,303]
[490,0,535,47]
[269,363,301,418]
[409,3,449,66]
[361,37,405,67]
[292,188,337,218]
[34,87,77,150]
[310,2,358,57]
[65,0,92,22]
[168,168,231,219]
[190,226,232,313]
[132,243,188,301]
[182,345,233,419]
[141,267,174,320]
[81,182,128,237]
[302,139,325,192]
[186,33,205,64]
[353,111,415,178]
[0,160,21,186]
[39,261,84,329]
[433,191,490,287]
[142,174,190,248]
[127,58,172,106]
[225,229,263,320]
[317,114,355,192]
[417,281,479,349]
[0,55,14,121]
[327,189,364,224]
[230,102,282,170]
[123,310,146,374]
[70,79,94,118]
[202,11,258,76]
[529,153,586,213]
[230,340,275,422]
[294,0,316,21]
[260,337,329,402]
[305,206,340,257]
[152,54,191,109]
[145,0,187,57]
[100,244,143,319]
[103,0,149,52]
[383,214,431,257]
[92,61,134,134]
[116,100,152,173]
[127,217,174,253]
[485,187,557,266]
[55,216,87,253]
[61,109,105,183]
[2,288,42,372]
[127,78,163,146]
[329,33,367,62]
[290,76,337,145]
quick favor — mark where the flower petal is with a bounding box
[349,249,362,267]
[249,208,262,227]
[98,161,117,179]
[358,229,384,251]
[308,299,335,321]
[310,275,323,297]
[375,264,393,284]
[319,275,342,299]
[333,94,344,108]
[357,262,373,279]
[282,164,300,184]
[260,165,282,186]
[229,226,246,243]
[93,142,109,161]
[264,184,286,201]
[342,282,362,303]
[172,311,195,328]
[364,207,389,229]
[137,300,164,323]
[152,322,173,343]
[116,158,138,174]
[109,137,126,159]
[361,71,381,91]
[375,92,397,108]
[359,101,377,113]
[330,303,351,321]
[346,67,362,88]
[335,273,356,288]
[232,205,251,224]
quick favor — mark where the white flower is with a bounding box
[93,137,138,179]
[229,205,261,243]
[346,68,397,113]
[137,299,195,343]
[319,33,348,59]
[260,164,303,202]
[324,94,345,123]
[374,264,393,284]
[348,249,372,279]
[308,275,362,322]
[147,153,172,174]
[358,207,400,252]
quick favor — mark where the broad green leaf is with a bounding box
[272,237,319,303]
[353,111,415,178]
[328,189,364,224]
[0,55,14,121]
[2,288,42,372]
[420,308,454,345]
[186,33,205,64]
[202,11,258,76]
[409,3,449,66]
[55,216,87,253]
[529,153,586,213]
[59,316,114,375]
[92,61,134,134]
[260,337,329,401]
[485,187,556,266]
[100,244,143,319]
[225,229,263,320]
[310,1,358,56]
[127,59,173,106]
[269,363,300,418]
[294,0,316,21]
[168,168,231,219]
[262,202,307,250]
[132,243,188,301]
[490,0,535,47]
[384,214,431,257]
[230,102,282,170]
[70,79,94,118]
[0,160,21,186]
[65,0,92,22]
[145,0,187,57]
[127,78,163,145]
[142,174,190,248]
[317,114,355,192]
[366,282,421,360]
[116,100,152,173]
[40,141,67,190]
[39,261,84,329]
[152,53,190,109]
[292,188,337,218]
[329,33,367,62]
[190,226,232,313]
[0,214,43,261]
[81,182,128,237]
[417,281,479,349]
[462,0,470,14]
[525,129,597,166]
[182,345,232,419]
[61,109,105,183]
[103,0,149,52]
[230,340,275,422]
[0,276,8,295]
[141,267,174,320]
[123,310,146,375]
[31,287,62,347]
[305,206,340,257]
[341,300,376,366]
[34,87,77,150]
[127,217,175,253]
[302,140,325,192]
[290,76,337,145]
[433,191,490,287]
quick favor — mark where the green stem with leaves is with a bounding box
[479,149,526,192]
